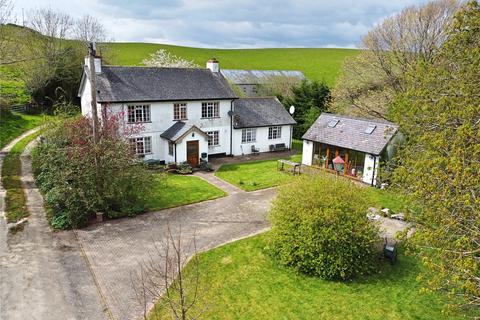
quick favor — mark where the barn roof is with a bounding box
[90,66,237,103]
[302,113,399,155]
[233,97,296,129]
[220,69,305,85]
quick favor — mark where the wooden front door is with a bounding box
[186,140,199,167]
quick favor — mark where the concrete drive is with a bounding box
[0,139,107,320]
[76,187,276,320]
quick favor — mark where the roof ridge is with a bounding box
[321,112,397,126]
[102,65,209,71]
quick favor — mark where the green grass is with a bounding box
[144,174,227,211]
[0,112,48,149]
[366,187,408,213]
[292,138,303,152]
[107,43,359,85]
[1,130,43,223]
[215,156,301,191]
[150,233,461,320]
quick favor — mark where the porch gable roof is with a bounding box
[160,121,208,142]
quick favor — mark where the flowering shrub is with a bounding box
[268,173,380,280]
[32,114,152,229]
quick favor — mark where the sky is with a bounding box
[12,0,431,49]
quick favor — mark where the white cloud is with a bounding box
[12,0,432,48]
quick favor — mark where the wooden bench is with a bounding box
[269,143,287,152]
[277,159,301,175]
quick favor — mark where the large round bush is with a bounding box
[268,174,380,280]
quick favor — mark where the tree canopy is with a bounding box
[391,1,480,312]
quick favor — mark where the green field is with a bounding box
[0,112,49,149]
[107,43,358,84]
[150,234,461,320]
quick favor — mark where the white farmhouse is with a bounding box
[78,56,296,166]
[301,113,400,186]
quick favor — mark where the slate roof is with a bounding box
[233,97,296,129]
[302,113,399,155]
[220,69,305,85]
[92,66,237,102]
[160,121,208,142]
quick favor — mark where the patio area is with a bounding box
[209,149,300,170]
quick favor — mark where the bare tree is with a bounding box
[74,14,107,44]
[0,0,18,65]
[131,225,213,320]
[332,0,462,119]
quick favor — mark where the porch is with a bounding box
[309,142,367,182]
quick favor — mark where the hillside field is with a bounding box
[107,43,359,85]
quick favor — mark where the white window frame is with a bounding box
[173,103,187,120]
[207,131,220,146]
[201,102,219,118]
[241,128,256,143]
[129,136,152,155]
[127,105,151,123]
[268,126,282,140]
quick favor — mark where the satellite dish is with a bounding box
[227,110,234,116]
[289,105,295,115]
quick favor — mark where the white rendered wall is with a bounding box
[104,100,233,162]
[231,125,292,156]
[362,154,380,185]
[301,140,313,165]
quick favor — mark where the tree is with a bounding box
[131,225,213,320]
[143,49,198,68]
[32,111,152,228]
[282,80,331,138]
[268,174,380,280]
[390,1,480,313]
[332,0,461,119]
[21,8,84,107]
[74,14,107,44]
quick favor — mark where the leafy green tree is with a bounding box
[32,113,153,228]
[390,1,480,312]
[282,80,331,138]
[268,174,380,280]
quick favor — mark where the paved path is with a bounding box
[76,186,276,320]
[0,137,108,320]
[194,171,243,195]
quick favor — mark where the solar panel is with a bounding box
[328,119,339,128]
[364,125,376,134]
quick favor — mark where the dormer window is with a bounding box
[128,105,150,123]
[364,124,376,134]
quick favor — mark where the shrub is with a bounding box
[268,173,380,280]
[177,162,193,174]
[32,115,153,229]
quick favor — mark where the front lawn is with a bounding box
[215,158,300,191]
[144,174,227,211]
[150,234,462,320]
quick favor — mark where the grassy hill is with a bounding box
[107,43,358,85]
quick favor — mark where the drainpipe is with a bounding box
[174,142,177,163]
[371,155,377,186]
[230,99,233,156]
